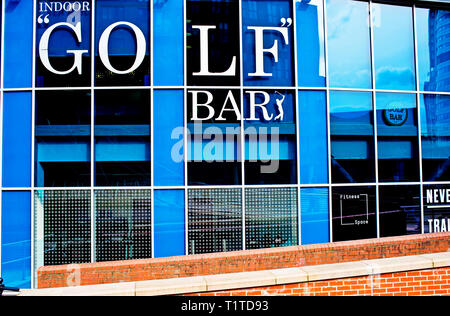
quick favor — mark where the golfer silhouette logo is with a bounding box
[274,91,285,121]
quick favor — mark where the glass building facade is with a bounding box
[0,0,450,288]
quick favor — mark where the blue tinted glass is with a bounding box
[36,0,92,87]
[154,90,184,186]
[244,90,297,185]
[416,8,450,92]
[154,190,185,258]
[95,0,150,86]
[298,91,328,184]
[1,191,31,288]
[187,89,242,185]
[4,0,33,88]
[242,0,295,86]
[153,0,183,86]
[420,94,450,181]
[377,93,419,182]
[2,92,32,187]
[373,3,415,91]
[296,0,325,87]
[35,90,91,187]
[330,91,375,183]
[300,188,329,245]
[326,0,371,89]
[95,90,151,186]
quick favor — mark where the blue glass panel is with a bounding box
[420,94,450,181]
[4,0,33,88]
[373,3,415,91]
[300,188,329,245]
[95,0,150,86]
[1,191,31,288]
[326,0,371,89]
[244,90,297,185]
[330,91,375,183]
[296,0,325,87]
[153,0,183,86]
[154,90,184,186]
[154,190,185,258]
[2,92,32,187]
[298,91,328,184]
[242,0,295,86]
[376,93,419,182]
[36,0,92,87]
[416,8,450,93]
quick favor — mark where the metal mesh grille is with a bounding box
[94,190,152,262]
[188,188,242,254]
[34,190,91,266]
[245,187,298,249]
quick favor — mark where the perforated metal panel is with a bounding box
[34,190,91,267]
[94,190,152,262]
[188,188,242,254]
[245,187,298,249]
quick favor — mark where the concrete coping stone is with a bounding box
[17,252,450,296]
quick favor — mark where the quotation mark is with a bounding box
[280,17,292,27]
[38,14,50,24]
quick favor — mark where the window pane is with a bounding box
[373,3,415,91]
[95,0,150,86]
[296,0,325,87]
[187,89,242,185]
[326,0,371,89]
[154,190,185,258]
[421,94,450,181]
[416,8,450,93]
[36,0,92,87]
[95,190,152,262]
[188,188,242,255]
[244,90,297,185]
[153,0,184,86]
[35,90,91,187]
[242,0,295,87]
[330,91,375,183]
[300,188,329,245]
[423,185,450,234]
[95,90,151,186]
[331,186,377,242]
[187,0,240,86]
[2,92,32,188]
[299,91,328,184]
[34,190,91,267]
[379,185,421,237]
[1,191,31,288]
[245,188,298,249]
[154,90,184,186]
[376,93,419,182]
[4,0,33,88]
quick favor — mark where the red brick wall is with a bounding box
[184,267,450,296]
[37,232,450,289]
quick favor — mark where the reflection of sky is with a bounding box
[330,91,372,114]
[376,93,416,110]
[372,4,415,91]
[326,0,371,89]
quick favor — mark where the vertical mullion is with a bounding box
[369,1,380,239]
[239,0,245,252]
[292,0,301,245]
[183,0,188,256]
[322,0,333,243]
[0,0,5,280]
[150,1,154,259]
[90,0,96,263]
[31,0,37,289]
[412,4,425,234]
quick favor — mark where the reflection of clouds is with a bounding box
[375,66,415,89]
[326,0,360,40]
[329,69,371,88]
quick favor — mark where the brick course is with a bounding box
[183,267,450,296]
[37,232,450,289]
